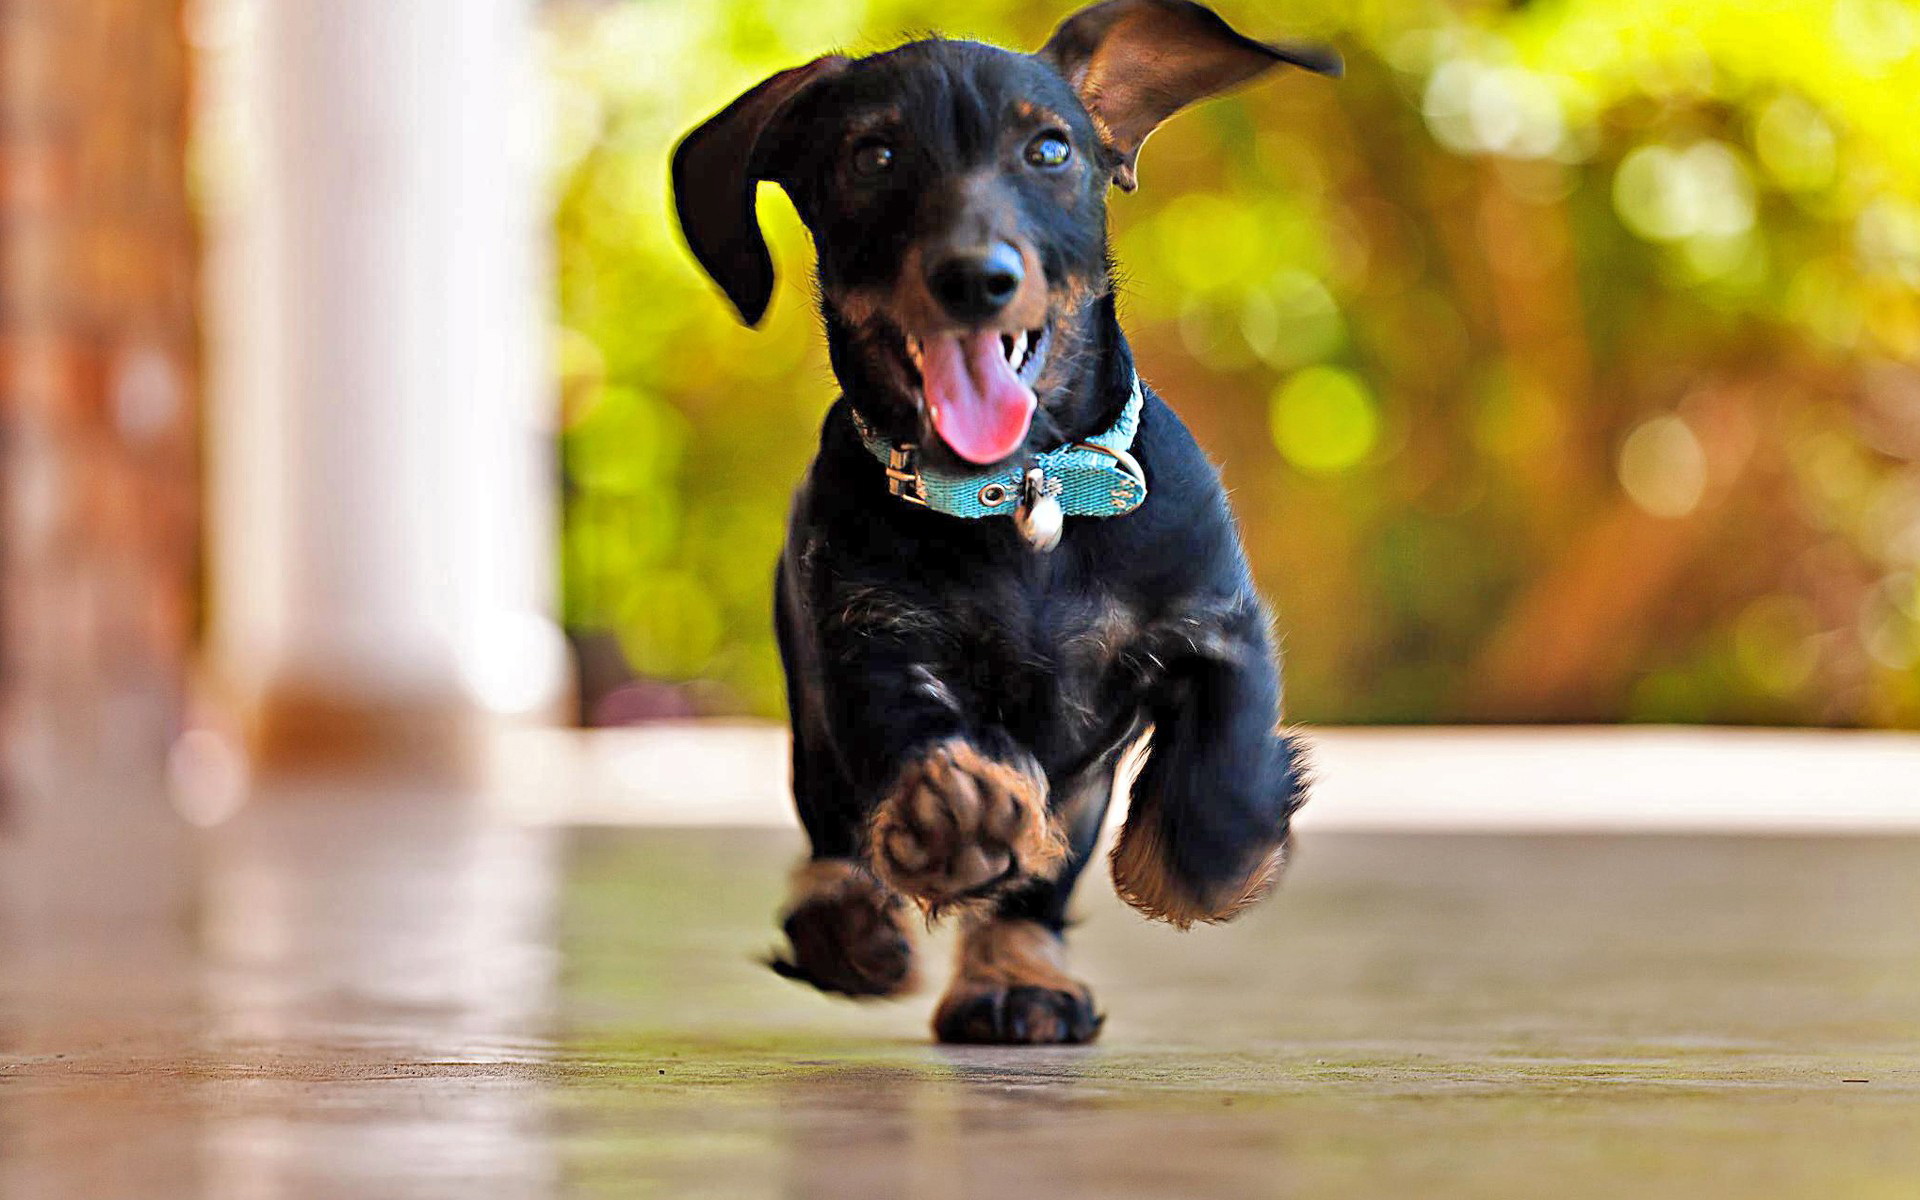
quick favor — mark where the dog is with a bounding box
[671,0,1340,1044]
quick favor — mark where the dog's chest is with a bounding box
[939,577,1143,746]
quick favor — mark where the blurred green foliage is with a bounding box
[548,0,1920,726]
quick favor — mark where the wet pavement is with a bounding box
[3,789,1917,1198]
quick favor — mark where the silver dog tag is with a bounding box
[1015,468,1063,552]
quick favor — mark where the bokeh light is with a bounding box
[1618,415,1708,518]
[1269,367,1379,476]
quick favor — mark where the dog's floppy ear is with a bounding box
[671,55,848,326]
[1039,0,1340,191]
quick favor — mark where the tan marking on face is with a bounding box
[1000,241,1051,331]
[833,287,882,326]
[842,106,901,140]
[883,243,952,340]
[1055,265,1104,312]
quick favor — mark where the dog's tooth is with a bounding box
[1009,332,1027,366]
[1012,329,1038,373]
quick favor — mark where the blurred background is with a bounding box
[10,0,1919,794]
[549,0,1920,728]
[2,0,1916,835]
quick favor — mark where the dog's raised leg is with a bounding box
[770,566,1073,989]
[773,728,1070,997]
[866,733,1067,912]
[1112,603,1306,928]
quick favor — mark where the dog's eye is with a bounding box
[851,140,895,177]
[1024,132,1071,169]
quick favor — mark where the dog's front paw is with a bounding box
[867,738,1064,909]
[933,918,1102,1045]
[769,860,918,998]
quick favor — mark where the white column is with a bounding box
[205,0,565,770]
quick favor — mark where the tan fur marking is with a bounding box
[948,916,1080,992]
[932,916,1097,1044]
[1000,241,1052,331]
[883,244,950,341]
[786,857,872,905]
[833,288,883,327]
[1109,817,1290,930]
[867,738,1065,911]
[1050,267,1104,314]
[780,858,921,997]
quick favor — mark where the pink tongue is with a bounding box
[920,330,1035,464]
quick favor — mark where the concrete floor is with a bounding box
[3,791,1918,1198]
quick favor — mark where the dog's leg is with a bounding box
[798,576,1071,911]
[1112,602,1305,928]
[932,751,1118,1044]
[865,731,1068,913]
[769,561,920,998]
[931,914,1102,1044]
[769,858,918,997]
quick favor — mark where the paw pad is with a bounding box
[868,739,1064,908]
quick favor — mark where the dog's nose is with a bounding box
[926,243,1024,324]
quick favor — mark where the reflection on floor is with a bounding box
[3,791,1918,1199]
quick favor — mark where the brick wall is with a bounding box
[0,0,199,808]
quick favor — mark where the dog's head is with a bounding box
[672,0,1340,467]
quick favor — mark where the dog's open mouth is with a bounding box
[903,326,1050,464]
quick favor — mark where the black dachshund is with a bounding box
[672,0,1339,1044]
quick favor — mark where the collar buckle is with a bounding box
[884,444,928,506]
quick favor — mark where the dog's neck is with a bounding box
[825,292,1137,468]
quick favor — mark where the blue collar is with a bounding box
[850,376,1147,521]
